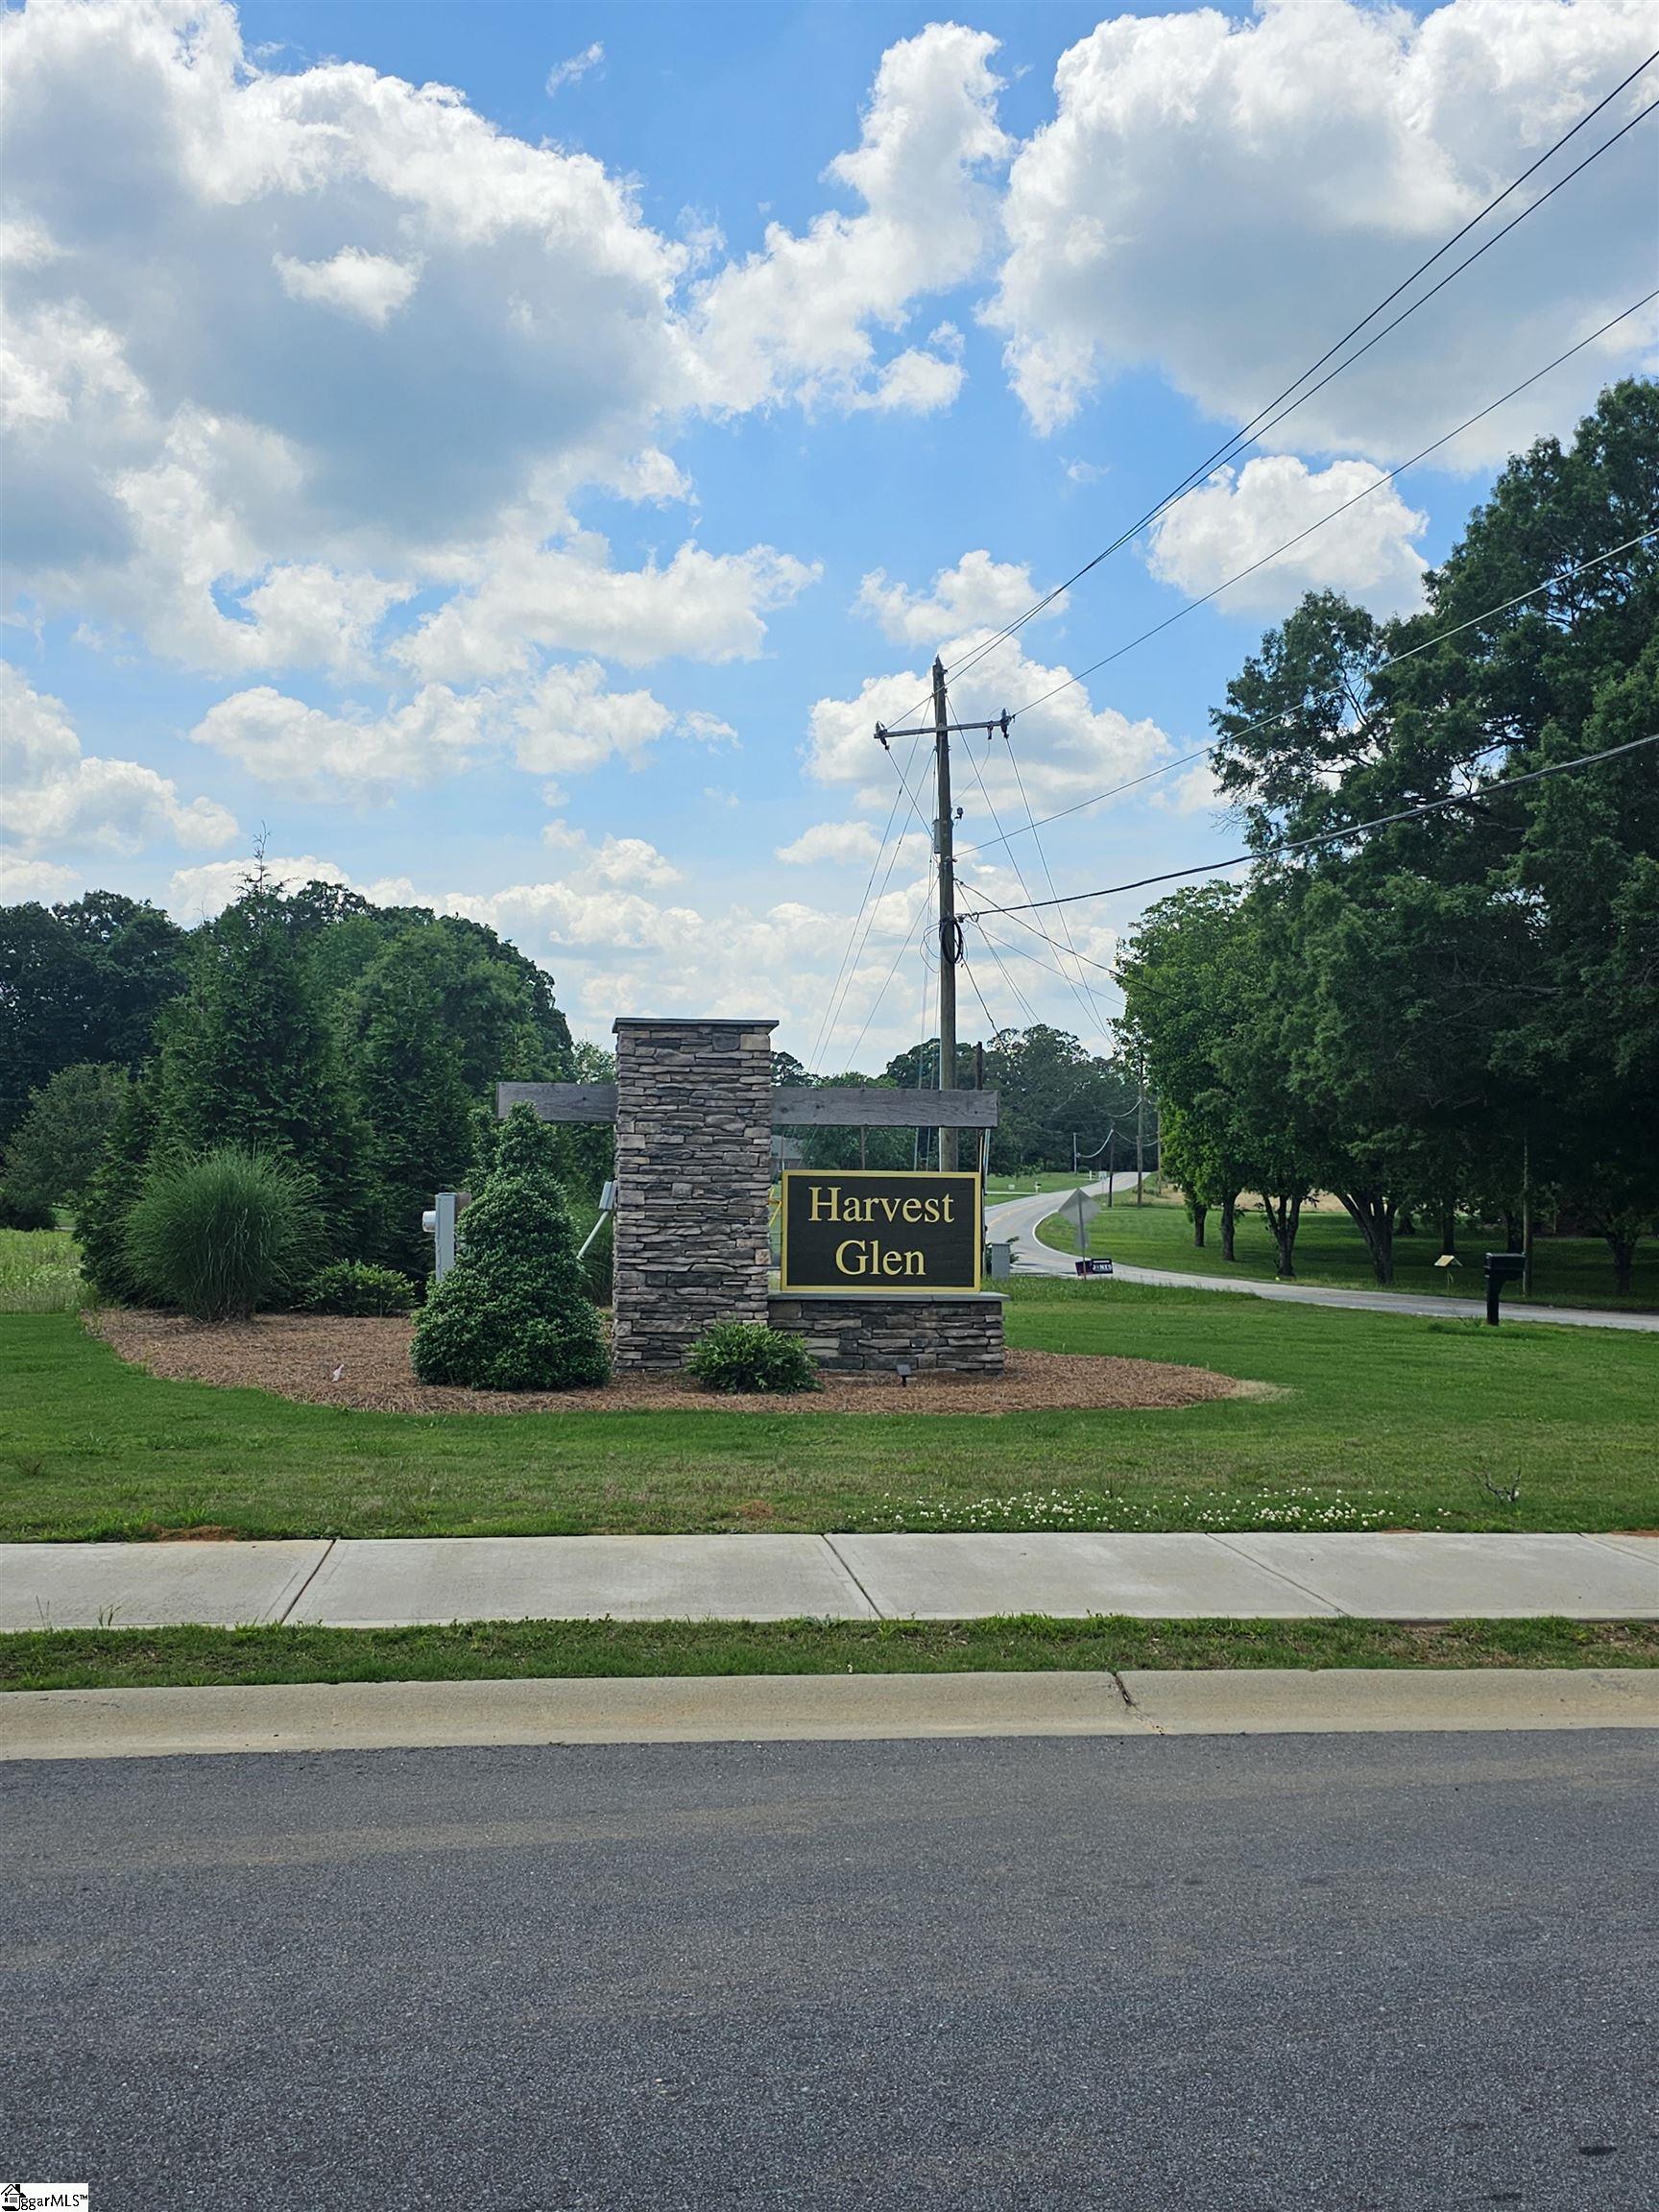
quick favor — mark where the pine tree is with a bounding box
[78,1068,160,1303]
[411,1105,609,1390]
[155,873,366,1250]
[351,926,476,1276]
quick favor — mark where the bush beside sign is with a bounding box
[779,1169,982,1295]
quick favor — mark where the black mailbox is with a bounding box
[1483,1250,1526,1326]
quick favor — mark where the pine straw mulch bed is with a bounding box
[88,1310,1247,1417]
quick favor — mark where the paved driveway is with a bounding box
[989,1179,1659,1333]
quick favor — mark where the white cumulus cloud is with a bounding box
[857,549,1059,646]
[988,0,1658,458]
[273,249,423,328]
[690,22,1009,414]
[1,661,238,862]
[1144,455,1430,615]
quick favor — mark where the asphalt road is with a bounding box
[989,1180,1659,1332]
[5,1733,1655,2210]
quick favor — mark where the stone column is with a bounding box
[611,1017,777,1370]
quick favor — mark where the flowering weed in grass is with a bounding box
[845,1483,1409,1534]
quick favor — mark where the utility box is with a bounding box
[986,1240,1013,1281]
[1483,1249,1526,1325]
[421,1190,462,1281]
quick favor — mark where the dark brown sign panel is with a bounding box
[779,1169,983,1295]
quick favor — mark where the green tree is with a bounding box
[412,1104,609,1390]
[155,873,366,1248]
[0,892,186,1142]
[350,926,477,1275]
[2,1063,128,1216]
[77,1068,160,1304]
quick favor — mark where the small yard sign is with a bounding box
[780,1169,983,1294]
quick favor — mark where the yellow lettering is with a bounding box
[941,1194,954,1223]
[834,1238,868,1276]
[808,1186,836,1223]
[904,1250,925,1277]
[923,1198,941,1223]
[902,1197,923,1223]
[880,1248,903,1276]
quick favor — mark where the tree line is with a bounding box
[0,868,607,1289]
[771,1024,1147,1175]
[1118,380,1657,1291]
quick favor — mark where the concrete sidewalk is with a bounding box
[2,1530,1653,1632]
[4,1668,1655,1760]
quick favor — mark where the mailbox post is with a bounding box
[1483,1249,1526,1326]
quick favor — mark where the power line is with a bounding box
[1001,722,1116,1036]
[805,762,908,1073]
[837,866,936,1071]
[936,62,1659,695]
[959,526,1659,860]
[1006,295,1659,723]
[958,736,1104,1043]
[961,731,1659,919]
[810,737,931,1070]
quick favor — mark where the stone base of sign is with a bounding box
[768,1293,1006,1376]
[612,1017,776,1372]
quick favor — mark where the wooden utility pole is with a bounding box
[873,674,1010,1179]
[932,657,959,1173]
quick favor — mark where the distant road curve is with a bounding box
[987,1178,1659,1335]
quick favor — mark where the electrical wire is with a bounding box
[1006,296,1659,722]
[959,737,1105,1043]
[935,66,1659,697]
[961,730,1659,919]
[837,865,936,1072]
[958,526,1659,859]
[805,761,910,1074]
[811,739,932,1070]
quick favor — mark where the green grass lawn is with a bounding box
[985,1171,1119,1200]
[4,1614,1652,1694]
[1036,1192,1659,1311]
[3,1276,1653,1542]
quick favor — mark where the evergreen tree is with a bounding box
[351,926,477,1275]
[412,1105,609,1390]
[155,873,366,1250]
[78,1068,160,1304]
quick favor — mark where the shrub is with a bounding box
[300,1260,417,1316]
[0,1186,56,1231]
[125,1146,324,1320]
[411,1105,609,1391]
[685,1319,820,1395]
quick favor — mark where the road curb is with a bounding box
[2,1667,1654,1761]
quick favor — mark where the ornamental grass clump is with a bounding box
[411,1105,609,1391]
[685,1319,820,1395]
[124,1146,323,1321]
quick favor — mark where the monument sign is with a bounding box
[499,1016,1004,1374]
[780,1169,981,1294]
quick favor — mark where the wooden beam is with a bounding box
[496,1081,618,1123]
[499,1081,998,1130]
[772,1087,998,1130]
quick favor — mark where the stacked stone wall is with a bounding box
[611,1018,776,1370]
[768,1294,1005,1375]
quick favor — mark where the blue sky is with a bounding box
[3,0,1654,1063]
